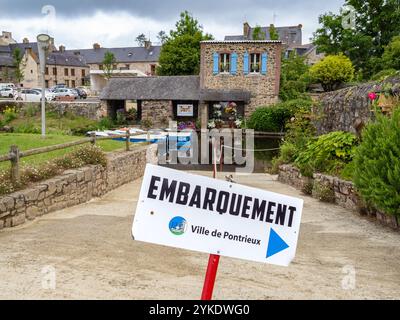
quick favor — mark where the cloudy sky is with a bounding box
[0,0,344,49]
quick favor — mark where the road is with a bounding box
[0,171,399,300]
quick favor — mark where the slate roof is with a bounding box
[67,46,161,64]
[225,25,302,46]
[0,55,13,67]
[100,75,251,102]
[0,42,87,67]
[100,76,201,100]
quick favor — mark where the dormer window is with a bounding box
[220,53,230,73]
[250,53,261,73]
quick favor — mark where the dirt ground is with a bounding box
[0,171,399,300]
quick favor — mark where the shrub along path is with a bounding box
[0,170,399,299]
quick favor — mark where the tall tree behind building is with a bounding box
[157,11,213,76]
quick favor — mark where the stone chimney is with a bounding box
[2,31,12,39]
[144,40,152,49]
[93,43,101,50]
[23,37,29,44]
[243,22,251,39]
[59,45,66,52]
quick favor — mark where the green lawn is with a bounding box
[0,133,125,169]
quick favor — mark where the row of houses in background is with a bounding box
[0,22,323,94]
[0,31,160,93]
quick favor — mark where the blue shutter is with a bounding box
[243,52,249,75]
[261,52,268,75]
[230,52,237,75]
[213,53,219,75]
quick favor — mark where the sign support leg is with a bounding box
[200,138,221,300]
[201,254,220,300]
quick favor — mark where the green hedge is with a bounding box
[353,108,400,216]
[248,99,312,132]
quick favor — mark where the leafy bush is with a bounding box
[353,108,400,216]
[295,131,358,177]
[370,69,399,82]
[280,51,311,101]
[97,117,115,130]
[71,145,107,167]
[141,119,153,129]
[14,123,41,134]
[3,106,18,124]
[312,181,336,203]
[309,54,355,92]
[248,99,313,132]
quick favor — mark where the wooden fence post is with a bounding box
[90,132,96,145]
[126,129,130,151]
[10,145,20,185]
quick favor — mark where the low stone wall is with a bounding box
[278,164,399,231]
[0,144,157,230]
[0,101,106,120]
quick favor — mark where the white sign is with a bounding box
[132,165,304,267]
[177,104,194,117]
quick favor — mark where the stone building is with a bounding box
[0,37,89,88]
[100,40,282,128]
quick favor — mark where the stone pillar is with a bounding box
[199,102,208,129]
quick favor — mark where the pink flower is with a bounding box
[368,92,377,101]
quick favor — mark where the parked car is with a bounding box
[72,88,87,99]
[15,89,43,102]
[32,88,56,101]
[49,84,67,92]
[0,87,16,98]
[0,83,15,90]
[52,88,79,100]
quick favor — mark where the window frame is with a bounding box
[249,52,261,74]
[219,53,231,74]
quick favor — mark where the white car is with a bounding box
[52,88,78,100]
[0,87,16,98]
[32,88,56,101]
[15,89,44,102]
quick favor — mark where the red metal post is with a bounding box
[201,254,220,300]
[200,138,221,300]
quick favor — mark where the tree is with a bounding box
[157,31,168,45]
[381,36,400,70]
[252,25,265,40]
[135,33,147,47]
[269,24,279,40]
[313,0,400,79]
[309,54,355,91]
[157,11,213,76]
[280,51,311,101]
[12,47,25,85]
[102,51,116,80]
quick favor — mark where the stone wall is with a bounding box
[200,42,281,117]
[314,76,400,135]
[0,144,157,230]
[141,100,173,128]
[278,164,399,231]
[0,101,106,121]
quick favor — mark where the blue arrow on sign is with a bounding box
[267,228,289,258]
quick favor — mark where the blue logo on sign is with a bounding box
[169,217,187,236]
